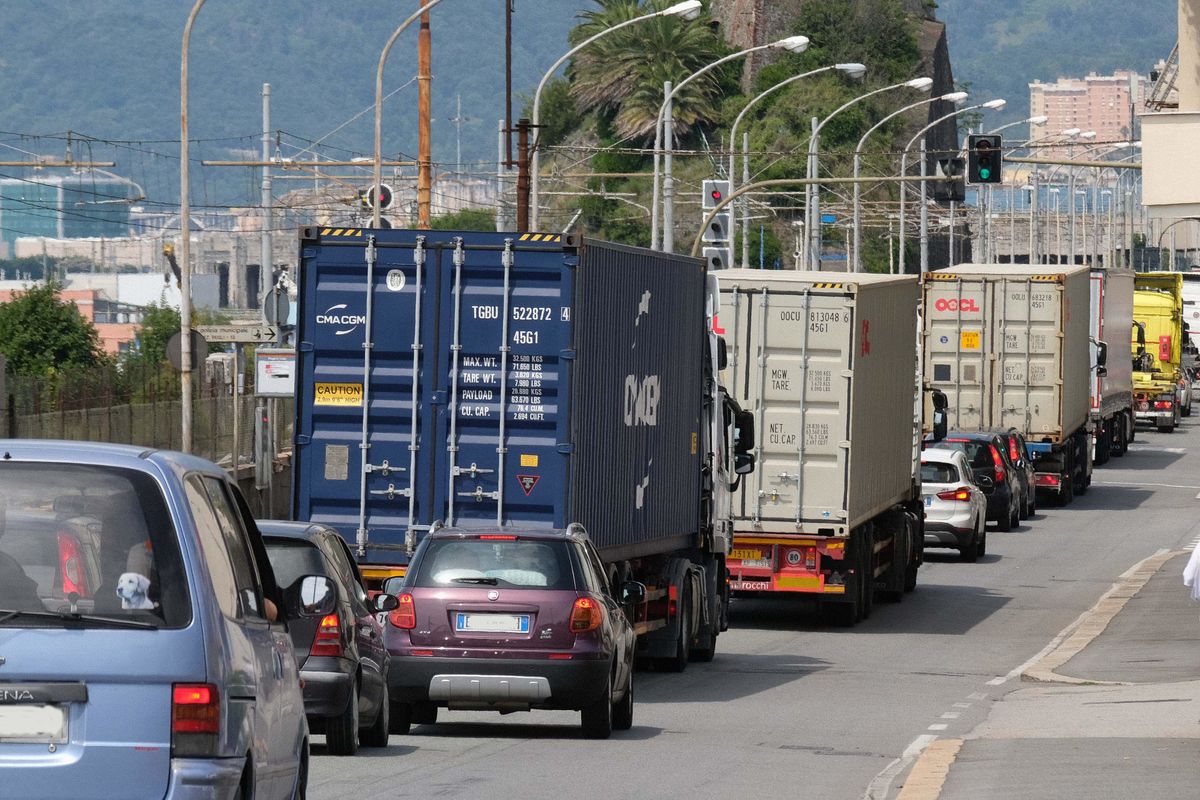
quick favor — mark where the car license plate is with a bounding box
[455,613,530,634]
[0,704,67,743]
[924,495,933,507]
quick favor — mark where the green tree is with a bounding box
[0,282,107,375]
[430,208,496,231]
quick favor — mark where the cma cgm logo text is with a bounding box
[316,304,367,335]
[933,298,979,313]
[624,375,660,426]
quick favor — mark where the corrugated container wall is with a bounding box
[1090,268,1134,418]
[291,229,705,564]
[922,264,1091,442]
[716,270,920,535]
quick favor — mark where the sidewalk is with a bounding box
[910,551,1200,800]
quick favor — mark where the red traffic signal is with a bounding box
[360,184,394,210]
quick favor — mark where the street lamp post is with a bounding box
[179,0,206,454]
[529,0,701,232]
[898,99,1005,274]
[1065,130,1097,264]
[805,74,925,269]
[728,63,864,265]
[655,34,810,251]
[851,89,965,271]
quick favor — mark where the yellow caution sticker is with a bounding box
[520,453,539,468]
[314,382,364,406]
[960,331,981,350]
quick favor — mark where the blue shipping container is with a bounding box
[292,229,707,565]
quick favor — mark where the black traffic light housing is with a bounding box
[933,157,966,203]
[967,134,1002,184]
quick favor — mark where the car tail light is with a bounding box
[309,613,344,657]
[569,596,603,633]
[388,593,416,630]
[1008,439,1020,463]
[937,487,972,502]
[57,533,89,597]
[477,534,517,540]
[1154,400,1173,410]
[172,683,219,757]
[990,444,1007,482]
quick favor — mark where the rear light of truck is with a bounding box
[389,593,416,629]
[668,584,678,618]
[172,683,219,757]
[1154,400,1174,410]
[309,613,344,657]
[937,487,972,502]
[990,445,1006,482]
[569,596,603,633]
[1036,474,1060,487]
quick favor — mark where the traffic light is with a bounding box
[933,157,966,203]
[701,178,732,250]
[967,134,1002,184]
[359,183,394,211]
[702,246,732,271]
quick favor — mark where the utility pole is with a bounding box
[417,3,432,229]
[261,83,272,309]
[516,118,531,231]
[505,0,514,169]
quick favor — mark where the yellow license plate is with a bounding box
[730,548,765,561]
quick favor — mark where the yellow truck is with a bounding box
[1132,272,1188,433]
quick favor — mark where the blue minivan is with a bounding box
[0,441,321,799]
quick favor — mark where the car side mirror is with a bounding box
[373,593,399,613]
[285,574,336,618]
[621,581,647,606]
[381,576,405,597]
[735,451,756,475]
[974,475,994,491]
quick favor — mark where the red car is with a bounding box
[381,526,640,739]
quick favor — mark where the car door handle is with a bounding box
[273,650,283,680]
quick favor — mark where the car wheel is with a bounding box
[291,747,308,800]
[388,701,412,736]
[580,672,614,740]
[1009,502,1021,528]
[360,683,390,748]
[960,520,981,562]
[325,685,360,756]
[412,702,439,726]
[996,499,1013,532]
[612,667,633,732]
[977,528,987,557]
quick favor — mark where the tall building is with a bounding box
[1029,70,1150,146]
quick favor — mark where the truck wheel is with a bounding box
[656,586,690,673]
[879,525,906,604]
[1056,478,1074,506]
[1093,426,1110,466]
[1126,413,1136,443]
[858,533,874,621]
[1111,418,1127,457]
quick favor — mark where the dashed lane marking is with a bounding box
[927,724,948,731]
[895,739,964,800]
[967,692,987,701]
[1090,481,1200,490]
[863,734,938,800]
[939,712,960,719]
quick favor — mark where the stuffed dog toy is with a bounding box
[116,572,155,610]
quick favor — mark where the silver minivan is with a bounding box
[0,441,321,799]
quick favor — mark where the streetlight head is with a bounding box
[662,1,702,20]
[941,90,968,103]
[1027,115,1049,125]
[905,77,934,92]
[772,35,810,53]
[835,62,867,78]
[1062,127,1082,137]
[981,99,1006,110]
[1079,130,1097,139]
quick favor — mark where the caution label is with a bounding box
[516,475,540,496]
[960,331,981,351]
[314,382,364,406]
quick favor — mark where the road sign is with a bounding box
[255,348,296,397]
[166,330,209,372]
[820,213,838,224]
[262,287,291,328]
[195,324,279,344]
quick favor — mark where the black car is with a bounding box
[984,427,1037,519]
[261,520,397,756]
[925,431,1022,531]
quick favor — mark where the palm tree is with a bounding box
[568,0,728,141]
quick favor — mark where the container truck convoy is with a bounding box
[1132,271,1189,432]
[717,271,931,626]
[291,229,754,669]
[921,264,1094,506]
[1089,267,1135,463]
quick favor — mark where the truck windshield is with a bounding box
[411,538,576,590]
[0,463,189,628]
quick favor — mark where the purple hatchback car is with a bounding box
[381,526,640,739]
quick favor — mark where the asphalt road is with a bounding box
[309,418,1200,800]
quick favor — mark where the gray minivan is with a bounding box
[0,441,321,799]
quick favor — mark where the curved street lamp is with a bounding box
[179,0,207,453]
[805,75,929,269]
[851,90,967,271]
[529,0,701,231]
[654,34,811,251]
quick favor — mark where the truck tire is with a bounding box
[1111,417,1127,457]
[879,522,906,604]
[857,531,874,622]
[655,584,690,673]
[1126,413,1136,443]
[1056,477,1074,506]
[904,514,920,592]
[1093,425,1110,466]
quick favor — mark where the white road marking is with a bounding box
[940,712,961,719]
[952,703,971,709]
[863,734,938,800]
[927,723,949,731]
[1091,481,1200,490]
[967,692,987,701]
[986,677,1006,686]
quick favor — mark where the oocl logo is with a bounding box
[933,297,979,313]
[316,304,367,336]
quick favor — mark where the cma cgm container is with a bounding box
[292,228,750,665]
[922,264,1093,504]
[1089,267,1134,463]
[716,270,924,626]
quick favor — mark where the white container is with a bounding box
[717,270,920,535]
[921,264,1091,443]
[1090,268,1134,420]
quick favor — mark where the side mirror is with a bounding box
[1096,365,1108,377]
[285,574,337,618]
[735,451,756,475]
[931,388,949,412]
[932,410,948,442]
[620,581,647,606]
[373,593,399,612]
[1096,340,1108,367]
[734,410,755,453]
[974,474,995,491]
[381,576,405,597]
[717,336,729,371]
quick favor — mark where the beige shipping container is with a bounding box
[717,270,920,536]
[921,264,1091,442]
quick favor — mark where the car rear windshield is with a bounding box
[938,440,991,469]
[0,463,190,628]
[264,538,328,590]
[410,538,576,590]
[921,462,960,483]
